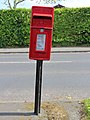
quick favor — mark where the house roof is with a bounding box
[54,4,65,8]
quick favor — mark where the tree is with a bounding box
[36,0,60,3]
[3,0,62,9]
[3,0,26,9]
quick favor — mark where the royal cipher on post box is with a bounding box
[29,6,54,60]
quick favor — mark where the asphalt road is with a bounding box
[0,52,90,102]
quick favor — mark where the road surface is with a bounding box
[0,52,90,102]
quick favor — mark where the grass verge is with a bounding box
[81,99,90,120]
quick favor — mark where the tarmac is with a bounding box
[0,47,89,120]
[0,47,90,53]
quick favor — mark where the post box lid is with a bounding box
[33,13,52,18]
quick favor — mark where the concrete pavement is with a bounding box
[0,47,90,53]
[0,101,81,120]
[0,102,47,120]
[0,102,70,120]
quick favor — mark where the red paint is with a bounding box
[29,6,54,60]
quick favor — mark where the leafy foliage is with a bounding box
[0,7,90,48]
[82,99,90,120]
[0,8,31,47]
[54,7,90,46]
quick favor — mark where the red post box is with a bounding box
[29,6,54,60]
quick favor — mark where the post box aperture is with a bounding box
[29,6,54,60]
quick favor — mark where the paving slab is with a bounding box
[0,102,48,120]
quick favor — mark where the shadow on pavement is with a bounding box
[0,112,34,116]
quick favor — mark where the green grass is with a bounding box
[82,99,90,120]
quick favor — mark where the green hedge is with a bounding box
[0,9,31,48]
[54,7,90,46]
[0,7,90,48]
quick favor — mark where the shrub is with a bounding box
[0,8,31,48]
[54,7,90,46]
[0,7,90,48]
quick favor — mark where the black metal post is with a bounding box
[39,60,43,113]
[34,60,43,115]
